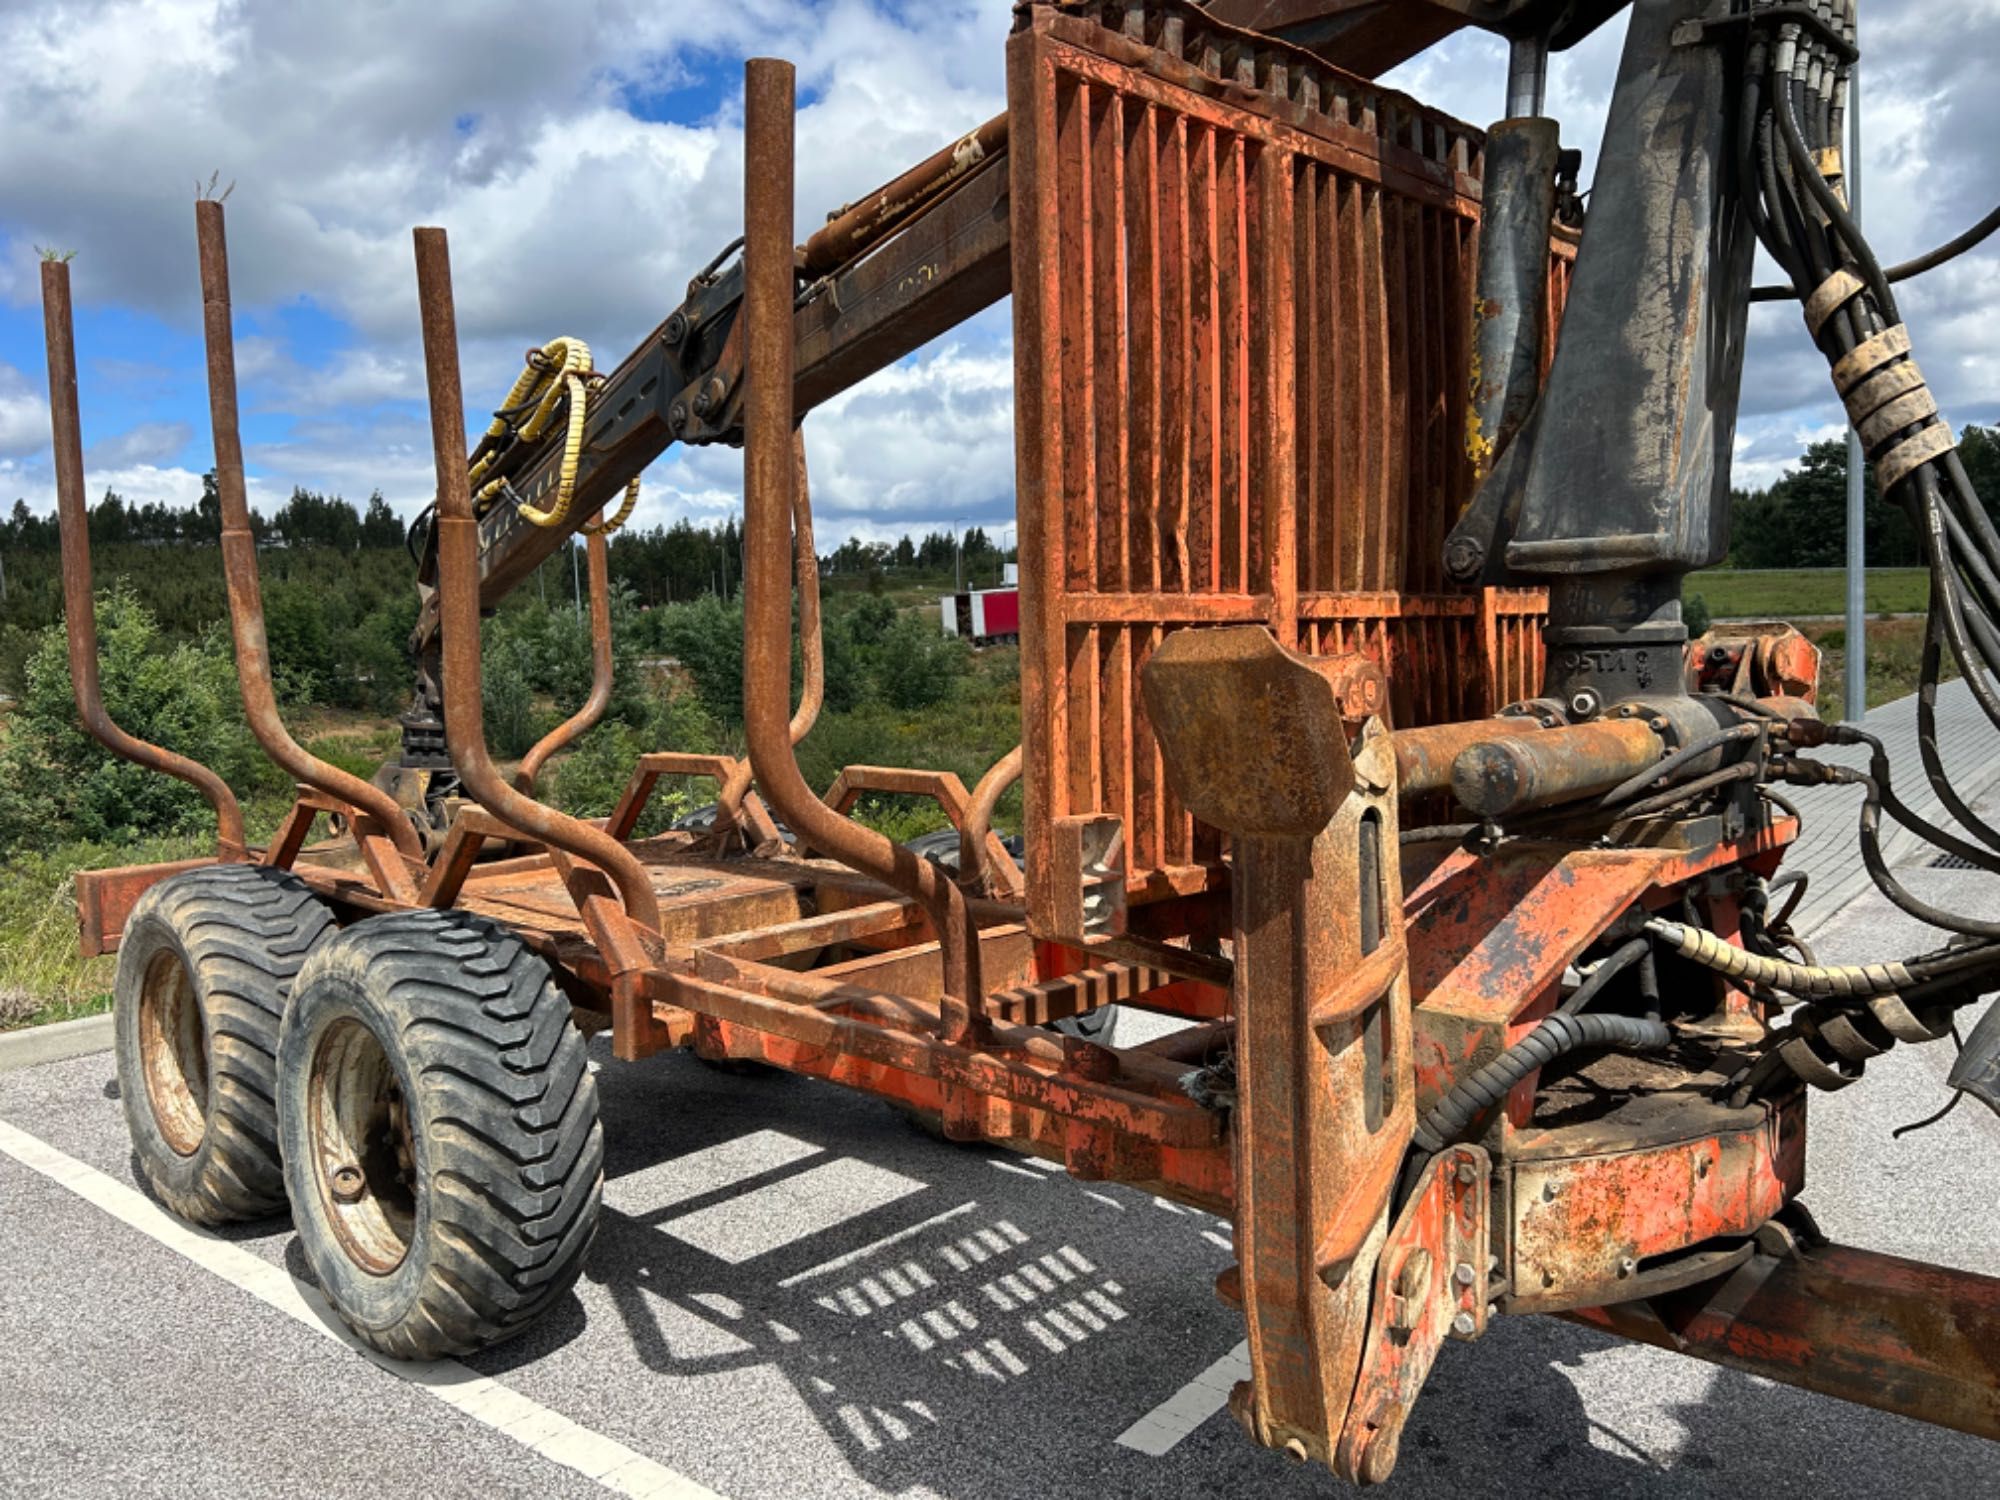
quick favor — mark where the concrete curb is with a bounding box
[0,1012,114,1073]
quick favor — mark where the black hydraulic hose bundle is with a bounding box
[1741,1,2000,938]
[1410,1012,1673,1157]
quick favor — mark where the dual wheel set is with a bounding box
[114,865,604,1359]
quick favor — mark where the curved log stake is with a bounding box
[516,518,614,796]
[195,201,422,862]
[961,744,1023,896]
[718,430,824,835]
[412,225,662,935]
[741,58,984,1044]
[41,258,247,858]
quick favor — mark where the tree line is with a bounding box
[3,476,405,552]
[0,477,1014,708]
[1728,424,2000,569]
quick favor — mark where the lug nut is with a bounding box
[329,1164,366,1204]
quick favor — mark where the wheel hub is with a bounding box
[137,950,208,1157]
[307,1018,418,1275]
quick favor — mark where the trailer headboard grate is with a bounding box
[1008,0,1570,923]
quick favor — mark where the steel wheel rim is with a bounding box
[308,1018,417,1275]
[138,950,208,1156]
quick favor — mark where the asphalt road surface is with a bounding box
[3,850,1996,1498]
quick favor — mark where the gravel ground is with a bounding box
[2,851,1996,1498]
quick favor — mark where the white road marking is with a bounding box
[0,1118,724,1500]
[1114,1340,1251,1457]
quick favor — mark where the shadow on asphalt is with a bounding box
[428,1042,1973,1498]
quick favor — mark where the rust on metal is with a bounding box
[1392,716,1534,798]
[1333,1144,1490,1483]
[410,224,664,938]
[961,745,1025,897]
[1507,1097,1806,1313]
[803,764,1018,895]
[741,56,987,1047]
[1008,0,1565,916]
[717,431,823,833]
[194,200,424,866]
[1145,622,1413,1473]
[802,112,1009,276]
[1575,1241,2000,1443]
[74,858,217,957]
[56,6,1994,1479]
[40,257,248,860]
[515,515,613,796]
[607,751,781,848]
[1141,625,1377,839]
[1451,717,1666,818]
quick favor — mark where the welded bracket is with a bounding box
[1335,1144,1491,1484]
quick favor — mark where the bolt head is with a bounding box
[1617,1255,1638,1278]
[663,311,688,345]
[668,400,689,431]
[1444,536,1484,580]
[693,389,716,417]
[1455,1160,1478,1186]
[1451,1310,1478,1338]
[1453,1261,1477,1288]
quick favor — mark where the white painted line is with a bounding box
[777,1200,979,1286]
[0,1118,725,1500]
[660,1157,926,1264]
[1113,1340,1251,1457]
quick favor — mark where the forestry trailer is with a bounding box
[38,0,2000,1482]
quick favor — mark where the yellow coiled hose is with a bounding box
[470,336,638,535]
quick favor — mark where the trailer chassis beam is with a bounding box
[1573,1234,2000,1443]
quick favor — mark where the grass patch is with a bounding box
[1698,568,1929,619]
[1797,616,1955,719]
[0,795,298,1032]
[0,832,208,1031]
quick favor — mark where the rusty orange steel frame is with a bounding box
[49,0,2000,1484]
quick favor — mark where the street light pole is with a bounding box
[1843,40,1867,723]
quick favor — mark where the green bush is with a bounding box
[1683,592,1712,638]
[875,614,969,711]
[479,627,548,760]
[661,594,745,725]
[0,586,281,853]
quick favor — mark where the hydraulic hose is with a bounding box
[1411,1011,1671,1155]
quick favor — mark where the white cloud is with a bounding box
[86,419,193,468]
[2,0,1995,543]
[0,362,51,458]
[0,458,282,518]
